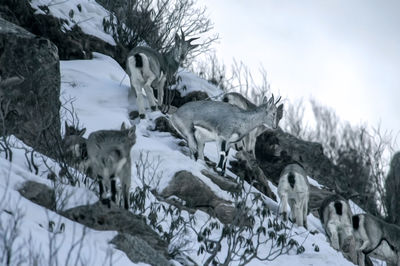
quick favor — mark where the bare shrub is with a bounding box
[101,0,217,58]
[191,180,302,265]
[284,98,396,217]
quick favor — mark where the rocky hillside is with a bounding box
[0,1,393,265]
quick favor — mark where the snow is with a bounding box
[0,138,141,265]
[30,0,116,45]
[1,52,369,265]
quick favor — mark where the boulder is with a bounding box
[171,90,209,108]
[110,234,172,266]
[385,152,400,226]
[0,18,61,157]
[18,181,56,211]
[61,201,170,264]
[161,171,237,224]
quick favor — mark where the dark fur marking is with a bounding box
[111,179,117,202]
[334,201,343,215]
[134,54,143,68]
[352,215,360,230]
[80,142,88,160]
[288,172,296,188]
[364,238,397,255]
[114,149,121,159]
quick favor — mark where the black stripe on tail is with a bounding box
[352,215,360,230]
[334,201,343,215]
[134,54,143,67]
[288,172,295,188]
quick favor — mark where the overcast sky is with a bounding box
[198,0,400,146]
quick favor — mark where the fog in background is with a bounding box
[198,0,400,146]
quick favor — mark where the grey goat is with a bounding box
[222,92,282,157]
[352,213,400,266]
[126,30,198,119]
[63,123,136,209]
[170,95,283,176]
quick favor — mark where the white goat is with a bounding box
[126,31,198,119]
[319,194,357,264]
[278,163,310,229]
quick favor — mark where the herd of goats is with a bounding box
[61,32,400,266]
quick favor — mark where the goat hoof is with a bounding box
[101,198,110,206]
[139,114,146,119]
[151,106,157,111]
[342,236,352,253]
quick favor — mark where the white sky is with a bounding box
[198,0,400,144]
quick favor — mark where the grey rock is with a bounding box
[60,202,169,262]
[161,170,236,224]
[18,181,56,211]
[0,18,61,157]
[111,233,172,266]
[171,90,209,108]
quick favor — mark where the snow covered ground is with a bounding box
[0,52,364,265]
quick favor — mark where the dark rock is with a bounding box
[255,128,348,192]
[129,110,139,120]
[0,1,125,64]
[18,181,56,211]
[154,116,181,139]
[110,234,172,266]
[0,18,61,157]
[61,201,170,263]
[229,151,277,201]
[171,90,209,108]
[385,152,400,226]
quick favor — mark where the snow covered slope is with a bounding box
[1,53,360,265]
[59,54,356,265]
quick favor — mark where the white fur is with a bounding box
[277,164,310,229]
[127,54,166,116]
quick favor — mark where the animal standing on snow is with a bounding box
[352,213,400,266]
[87,123,136,210]
[170,95,283,176]
[319,194,357,264]
[222,92,283,157]
[126,31,199,119]
[278,163,310,229]
[63,123,136,209]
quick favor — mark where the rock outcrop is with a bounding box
[61,202,170,265]
[161,170,237,224]
[385,152,400,226]
[0,18,61,157]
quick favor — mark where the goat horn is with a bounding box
[275,96,282,104]
[187,37,200,43]
[180,29,185,40]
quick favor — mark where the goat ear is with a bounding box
[64,121,69,134]
[268,94,274,105]
[121,122,126,131]
[175,33,180,43]
[78,128,86,136]
[189,44,199,50]
[277,104,284,120]
[128,126,136,139]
